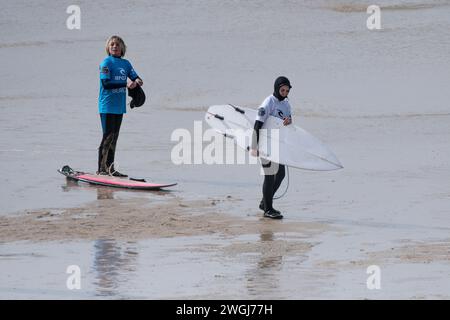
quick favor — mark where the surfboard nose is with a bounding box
[327,152,344,170]
[298,153,343,171]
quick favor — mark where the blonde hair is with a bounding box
[105,35,126,57]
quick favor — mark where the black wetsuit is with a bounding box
[98,113,123,173]
[253,121,286,211]
[253,76,292,212]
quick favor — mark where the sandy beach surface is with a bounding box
[1,0,450,299]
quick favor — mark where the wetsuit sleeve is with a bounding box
[101,79,127,89]
[252,96,271,149]
[255,96,271,123]
[251,120,264,149]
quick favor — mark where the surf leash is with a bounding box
[273,166,289,200]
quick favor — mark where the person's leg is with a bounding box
[261,161,283,219]
[106,115,123,171]
[272,164,285,194]
[261,161,285,209]
[98,114,115,173]
[105,132,117,172]
[260,159,272,211]
[262,173,275,211]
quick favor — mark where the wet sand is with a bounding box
[1,195,450,299]
[0,194,327,242]
[2,179,450,299]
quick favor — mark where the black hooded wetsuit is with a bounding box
[252,76,292,212]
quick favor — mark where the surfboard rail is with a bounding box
[58,165,177,190]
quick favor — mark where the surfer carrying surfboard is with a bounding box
[97,35,143,177]
[250,76,292,219]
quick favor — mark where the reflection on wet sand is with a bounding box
[61,179,115,199]
[60,178,79,191]
[93,239,138,297]
[246,230,283,298]
[257,231,282,269]
[245,227,311,299]
[96,187,114,200]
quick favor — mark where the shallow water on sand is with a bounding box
[2,223,450,299]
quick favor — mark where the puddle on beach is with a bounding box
[0,233,317,299]
[2,230,450,299]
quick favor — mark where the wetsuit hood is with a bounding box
[273,76,292,101]
[128,85,146,108]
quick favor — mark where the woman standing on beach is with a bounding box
[97,35,143,177]
[250,76,292,219]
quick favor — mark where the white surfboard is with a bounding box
[205,104,343,171]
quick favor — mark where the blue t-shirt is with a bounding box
[98,56,138,114]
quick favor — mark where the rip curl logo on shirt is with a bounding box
[277,109,284,118]
[114,68,127,81]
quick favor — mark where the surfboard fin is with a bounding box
[228,104,245,114]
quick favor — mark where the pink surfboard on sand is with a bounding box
[58,165,177,190]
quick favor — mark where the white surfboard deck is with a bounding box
[205,104,343,171]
